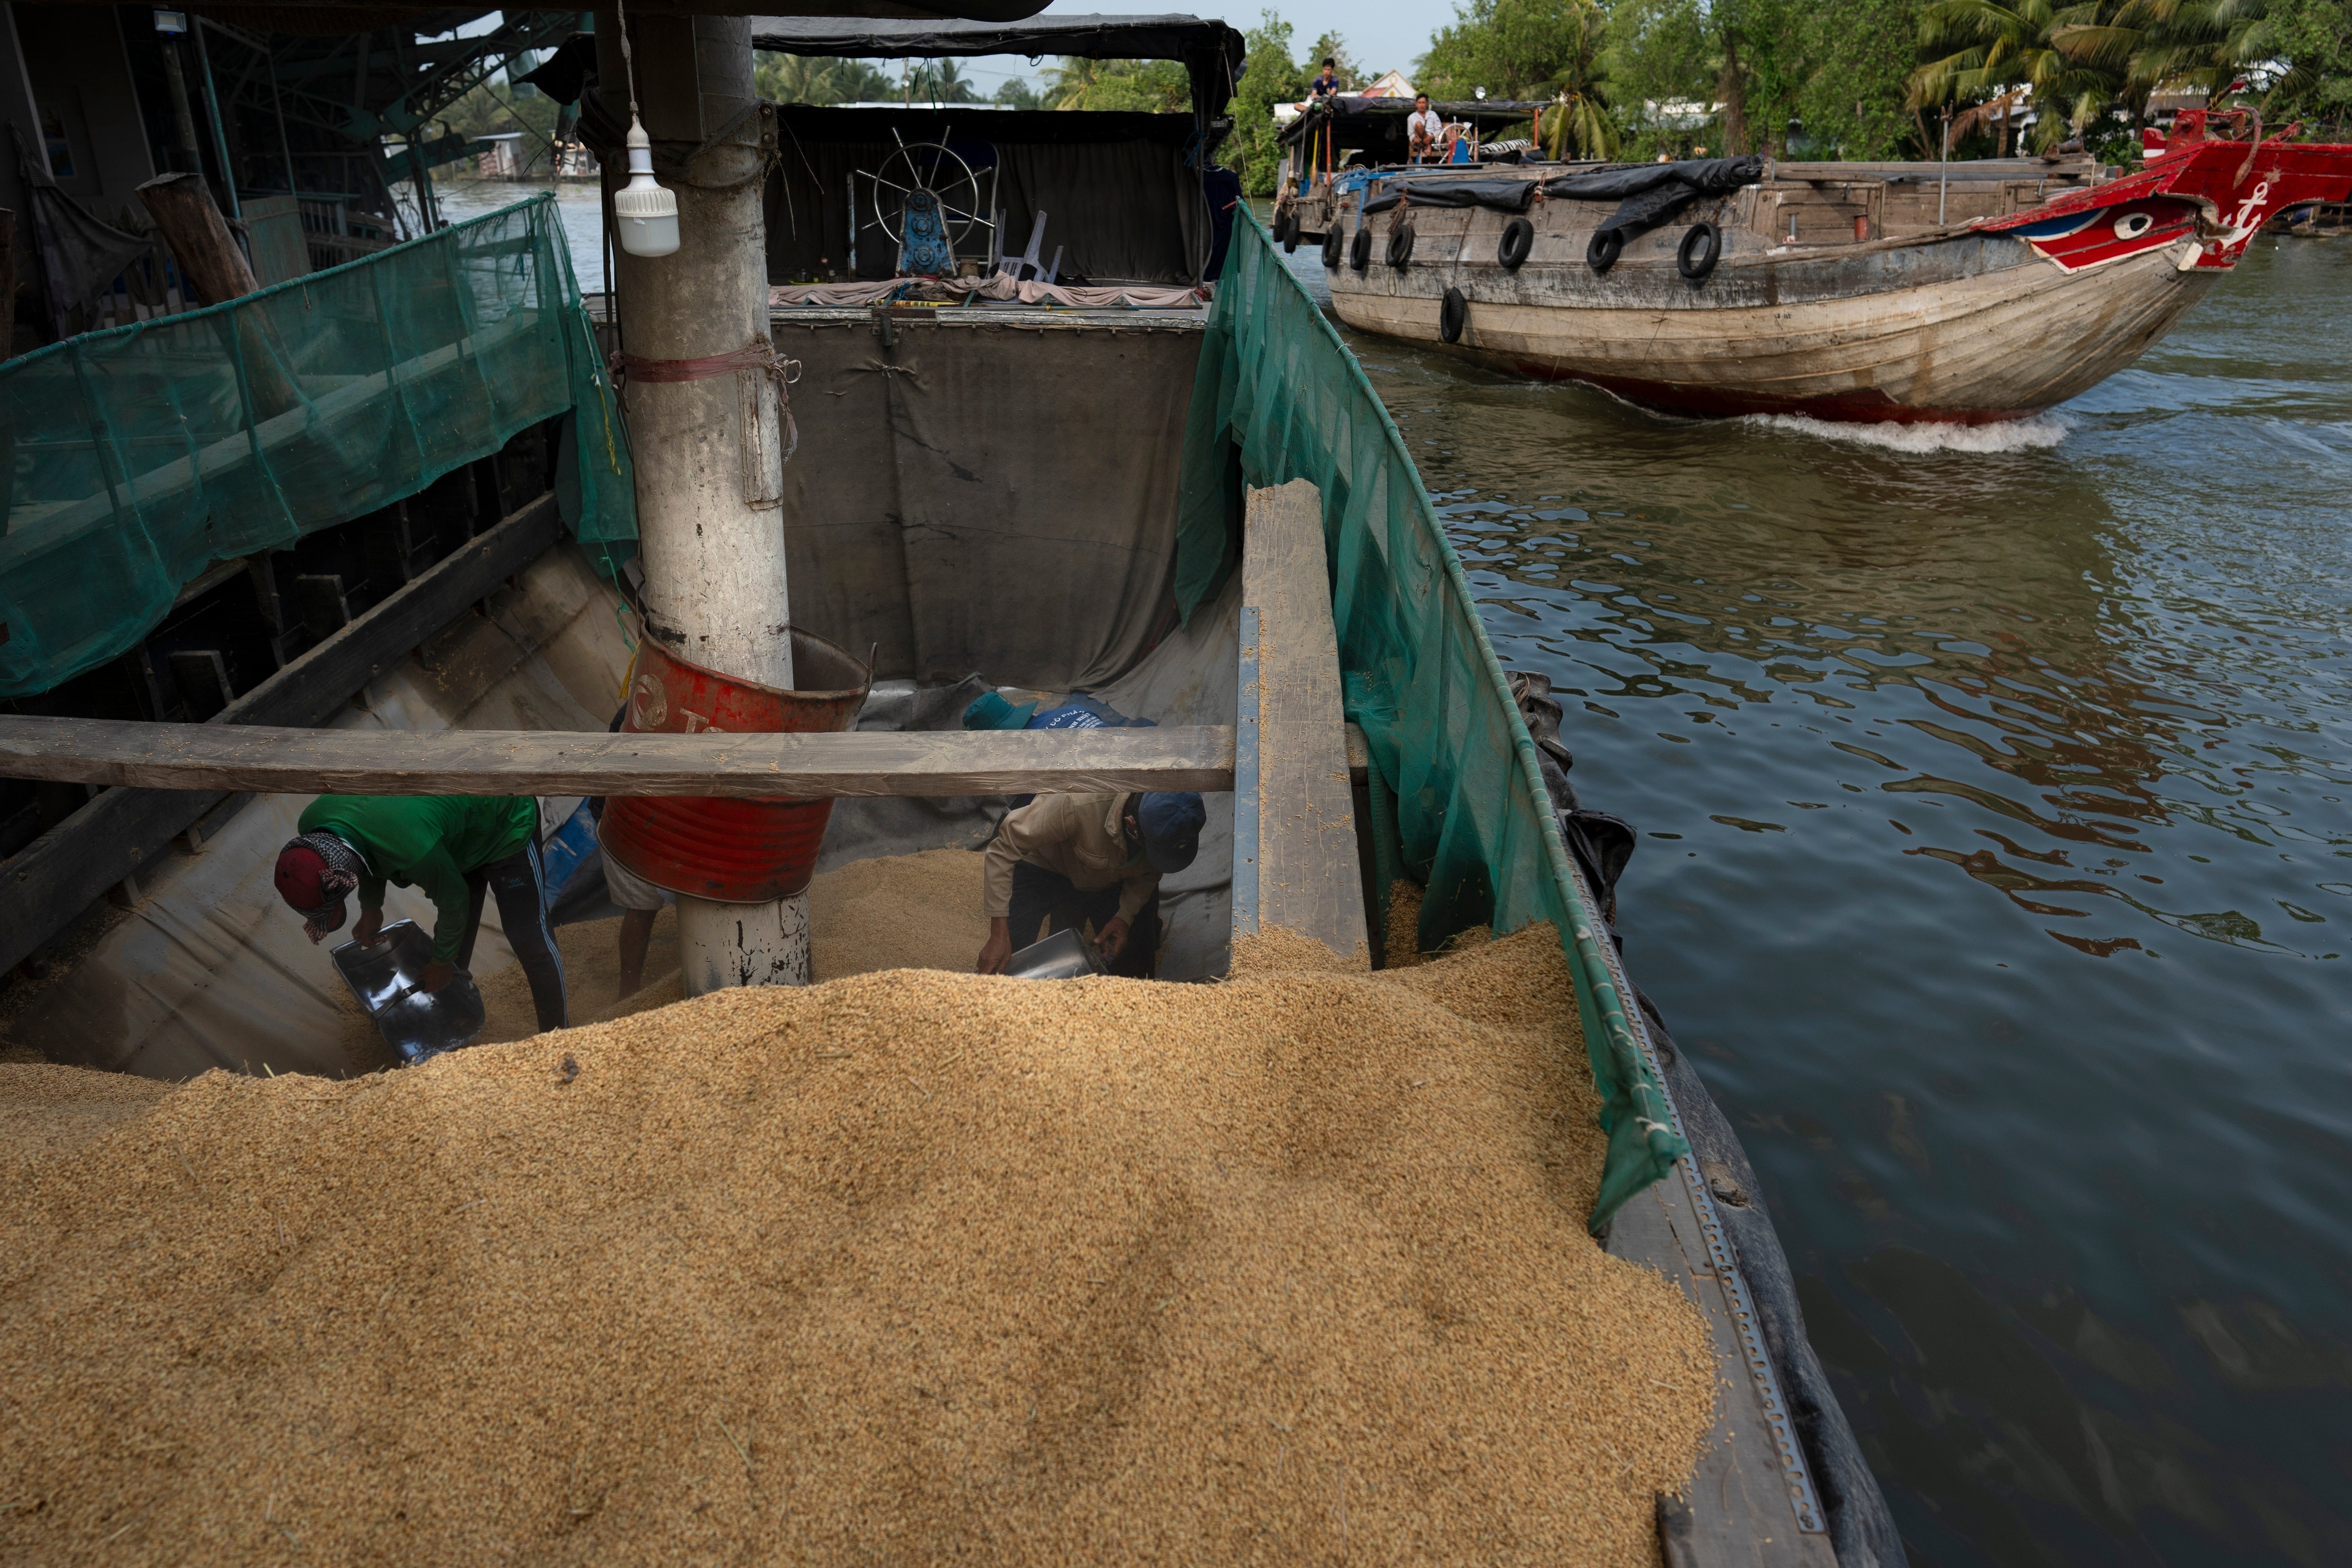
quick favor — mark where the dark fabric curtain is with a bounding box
[767,134,1201,286]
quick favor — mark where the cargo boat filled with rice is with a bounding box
[1,11,1895,1564]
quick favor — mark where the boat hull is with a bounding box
[1327,232,2219,423]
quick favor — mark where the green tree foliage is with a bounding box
[1233,11,1308,196]
[1602,0,1921,158]
[1421,0,1621,155]
[2263,0,2352,129]
[1044,58,1191,111]
[1795,0,1927,157]
[1604,0,1714,154]
[1422,0,1603,97]
[1910,0,2133,149]
[1307,32,1365,83]
[754,53,894,105]
[995,76,1045,110]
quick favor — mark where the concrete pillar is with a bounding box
[597,11,805,995]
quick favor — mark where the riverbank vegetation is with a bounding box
[1231,0,2352,191]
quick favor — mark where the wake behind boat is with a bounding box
[1276,109,2352,423]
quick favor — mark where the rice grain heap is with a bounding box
[0,924,1716,1566]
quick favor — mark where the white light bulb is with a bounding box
[613,114,678,258]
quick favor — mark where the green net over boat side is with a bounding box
[0,193,633,699]
[1178,213,1688,1230]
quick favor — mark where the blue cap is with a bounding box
[1136,791,1206,874]
[963,691,1039,731]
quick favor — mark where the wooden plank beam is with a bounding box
[0,496,560,980]
[0,719,1238,801]
[1233,479,1368,962]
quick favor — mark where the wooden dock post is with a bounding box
[1231,479,1368,964]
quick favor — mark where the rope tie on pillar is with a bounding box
[610,339,802,466]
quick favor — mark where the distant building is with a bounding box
[1359,70,1414,100]
[472,132,526,180]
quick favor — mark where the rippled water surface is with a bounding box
[1277,225,2352,1566]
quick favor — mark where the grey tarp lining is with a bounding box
[748,14,1247,116]
[772,318,1202,691]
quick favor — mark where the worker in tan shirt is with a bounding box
[976,790,1205,978]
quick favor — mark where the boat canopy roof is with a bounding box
[1278,93,1546,151]
[748,13,1247,113]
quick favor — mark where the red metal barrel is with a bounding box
[599,629,871,903]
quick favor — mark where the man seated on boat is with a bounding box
[1407,96,1445,163]
[274,794,568,1034]
[1307,57,1341,103]
[975,790,1205,980]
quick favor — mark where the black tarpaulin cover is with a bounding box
[1353,157,1766,235]
[1546,155,1768,239]
[1359,176,1547,216]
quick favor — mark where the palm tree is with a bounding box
[1909,0,2131,151]
[907,57,981,105]
[1542,89,1621,158]
[1044,56,1114,109]
[2051,0,2271,114]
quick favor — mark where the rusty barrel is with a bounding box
[599,629,871,903]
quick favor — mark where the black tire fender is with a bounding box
[1586,227,1622,275]
[1280,212,1300,253]
[1387,222,1415,269]
[1677,220,1721,282]
[1439,286,1467,344]
[1349,224,1371,273]
[1497,216,1534,270]
[1322,224,1344,268]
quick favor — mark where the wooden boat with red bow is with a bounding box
[1281,111,2352,423]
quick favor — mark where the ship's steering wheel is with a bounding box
[865,136,987,249]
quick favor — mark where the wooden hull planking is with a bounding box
[1325,214,2219,422]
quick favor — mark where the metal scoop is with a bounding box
[1003,926,1109,980]
[331,918,486,1065]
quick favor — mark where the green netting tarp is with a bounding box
[0,193,633,698]
[1176,212,1689,1230]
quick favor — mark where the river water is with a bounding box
[1274,224,2352,1566]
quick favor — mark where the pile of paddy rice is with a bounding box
[0,922,1717,1566]
[345,848,993,1067]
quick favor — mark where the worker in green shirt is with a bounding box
[273,794,568,1035]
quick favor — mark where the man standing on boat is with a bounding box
[273,794,569,1034]
[1407,94,1445,163]
[975,790,1205,980]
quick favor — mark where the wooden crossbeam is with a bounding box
[0,717,1239,800]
